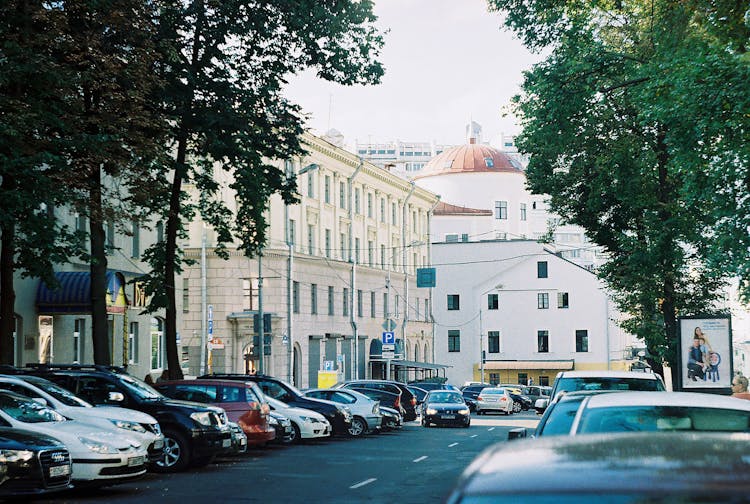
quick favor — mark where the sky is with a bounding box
[283,0,542,148]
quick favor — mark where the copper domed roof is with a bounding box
[414,141,524,179]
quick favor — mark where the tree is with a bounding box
[136,0,385,379]
[488,0,749,386]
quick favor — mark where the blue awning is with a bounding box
[36,271,128,314]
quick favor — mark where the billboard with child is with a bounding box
[678,315,732,392]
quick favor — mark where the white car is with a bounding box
[0,375,164,463]
[303,388,381,436]
[475,387,514,415]
[265,396,331,444]
[571,391,750,435]
[0,391,148,485]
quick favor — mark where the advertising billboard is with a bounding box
[678,315,732,393]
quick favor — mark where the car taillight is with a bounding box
[410,397,416,407]
[477,396,483,401]
[500,397,507,402]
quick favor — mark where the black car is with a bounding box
[336,380,418,421]
[421,390,471,428]
[0,427,72,497]
[348,386,405,418]
[19,364,232,472]
[460,383,491,411]
[268,410,295,444]
[507,391,532,412]
[198,373,353,436]
[378,406,403,431]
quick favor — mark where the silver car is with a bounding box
[475,387,514,415]
[303,388,381,436]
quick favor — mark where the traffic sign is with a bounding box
[382,349,395,359]
[382,344,395,351]
[382,331,395,345]
[382,319,397,331]
[323,360,334,371]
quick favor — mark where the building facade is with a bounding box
[180,133,441,388]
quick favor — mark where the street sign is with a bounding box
[382,344,395,351]
[416,267,436,288]
[382,331,395,345]
[382,349,395,359]
[323,360,334,371]
[382,319,397,331]
[207,305,214,337]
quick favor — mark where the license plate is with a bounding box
[128,456,145,467]
[153,439,164,449]
[222,438,231,448]
[49,465,70,477]
[441,415,454,419]
[240,437,247,446]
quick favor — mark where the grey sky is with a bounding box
[283,0,541,148]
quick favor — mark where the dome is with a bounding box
[414,141,524,180]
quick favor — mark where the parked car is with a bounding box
[460,383,491,411]
[537,370,667,412]
[508,390,606,440]
[407,386,428,416]
[154,379,275,447]
[0,391,148,486]
[496,383,524,395]
[347,386,405,419]
[407,381,460,392]
[0,374,164,463]
[521,385,552,405]
[421,390,471,428]
[199,373,352,436]
[20,364,232,472]
[0,427,72,497]
[303,388,380,436]
[378,405,403,431]
[227,422,248,455]
[475,387,514,415]
[507,391,532,412]
[335,380,418,421]
[268,410,295,444]
[265,396,331,444]
[448,432,750,502]
[571,391,750,435]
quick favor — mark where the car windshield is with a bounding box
[578,406,750,434]
[537,397,586,436]
[429,392,463,403]
[0,393,66,423]
[119,374,163,400]
[26,377,92,408]
[556,377,664,394]
[482,388,505,395]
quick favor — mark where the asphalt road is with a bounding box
[37,411,539,503]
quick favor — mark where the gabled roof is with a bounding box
[434,201,492,216]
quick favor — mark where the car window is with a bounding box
[429,392,463,403]
[328,391,356,404]
[118,374,162,400]
[259,380,294,403]
[555,377,663,394]
[221,386,243,403]
[538,398,585,436]
[173,384,215,403]
[76,376,124,405]
[0,383,41,401]
[0,393,65,423]
[24,378,91,407]
[578,406,750,434]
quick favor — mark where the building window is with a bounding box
[538,293,549,309]
[357,290,363,317]
[576,330,589,352]
[339,181,346,209]
[424,299,429,322]
[539,376,550,386]
[307,224,315,255]
[494,201,508,220]
[131,220,140,258]
[447,294,460,310]
[448,330,460,352]
[129,322,139,364]
[242,279,251,311]
[558,292,569,309]
[395,294,400,317]
[380,198,385,222]
[307,171,315,198]
[293,281,300,313]
[105,220,115,252]
[73,319,85,363]
[461,233,469,242]
[328,286,334,316]
[517,373,528,386]
[367,193,373,218]
[183,278,190,313]
[445,234,459,243]
[325,229,331,258]
[151,317,165,370]
[383,293,389,317]
[355,237,360,264]
[311,284,318,314]
[371,291,376,318]
[343,288,349,317]
[76,213,87,233]
[380,244,386,269]
[355,188,361,214]
[340,233,347,261]
[538,330,549,353]
[520,203,527,221]
[324,175,331,203]
[489,373,499,386]
[488,294,498,310]
[368,240,374,267]
[392,202,397,224]
[488,331,500,353]
[537,261,548,278]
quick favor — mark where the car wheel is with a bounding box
[513,402,522,413]
[288,422,301,444]
[348,416,366,437]
[154,430,190,473]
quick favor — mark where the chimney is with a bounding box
[469,137,476,145]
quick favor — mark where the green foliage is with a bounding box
[489,0,749,375]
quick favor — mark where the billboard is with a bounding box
[678,315,732,392]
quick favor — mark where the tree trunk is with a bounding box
[0,215,16,365]
[89,166,110,365]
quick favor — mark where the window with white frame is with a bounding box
[380,198,385,222]
[129,322,139,364]
[538,293,549,309]
[307,224,315,255]
[494,201,508,219]
[520,203,527,221]
[339,181,346,209]
[311,284,318,315]
[488,331,500,353]
[367,193,373,218]
[355,188,361,214]
[307,171,315,198]
[73,319,85,363]
[324,175,331,203]
[151,317,165,370]
[325,229,331,258]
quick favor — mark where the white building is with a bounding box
[180,133,442,387]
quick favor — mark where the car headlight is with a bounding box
[152,423,162,436]
[0,449,34,464]
[78,437,119,454]
[300,415,315,423]
[458,408,470,415]
[268,416,279,426]
[110,419,147,433]
[190,412,213,426]
[425,408,437,415]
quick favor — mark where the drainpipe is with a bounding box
[348,158,364,379]
[427,196,440,365]
[400,181,416,380]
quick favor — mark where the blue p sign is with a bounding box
[382,332,395,345]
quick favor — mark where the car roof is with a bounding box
[557,370,661,379]
[452,432,750,497]
[584,391,750,410]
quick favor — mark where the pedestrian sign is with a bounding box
[382,332,395,345]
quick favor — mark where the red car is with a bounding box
[156,379,275,447]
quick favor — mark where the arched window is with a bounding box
[150,317,165,370]
[414,342,420,362]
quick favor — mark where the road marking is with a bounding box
[448,442,458,447]
[413,456,428,463]
[470,435,478,438]
[488,427,495,431]
[350,478,377,489]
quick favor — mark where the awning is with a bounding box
[483,360,574,371]
[391,359,451,371]
[36,271,129,314]
[369,339,382,358]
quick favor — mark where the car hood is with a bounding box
[0,427,64,450]
[64,405,157,424]
[277,405,327,422]
[12,420,142,451]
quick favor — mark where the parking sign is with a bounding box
[382,332,395,345]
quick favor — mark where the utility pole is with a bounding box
[200,227,207,375]
[257,252,264,375]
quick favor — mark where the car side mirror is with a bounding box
[507,428,527,440]
[534,398,548,414]
[108,391,125,403]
